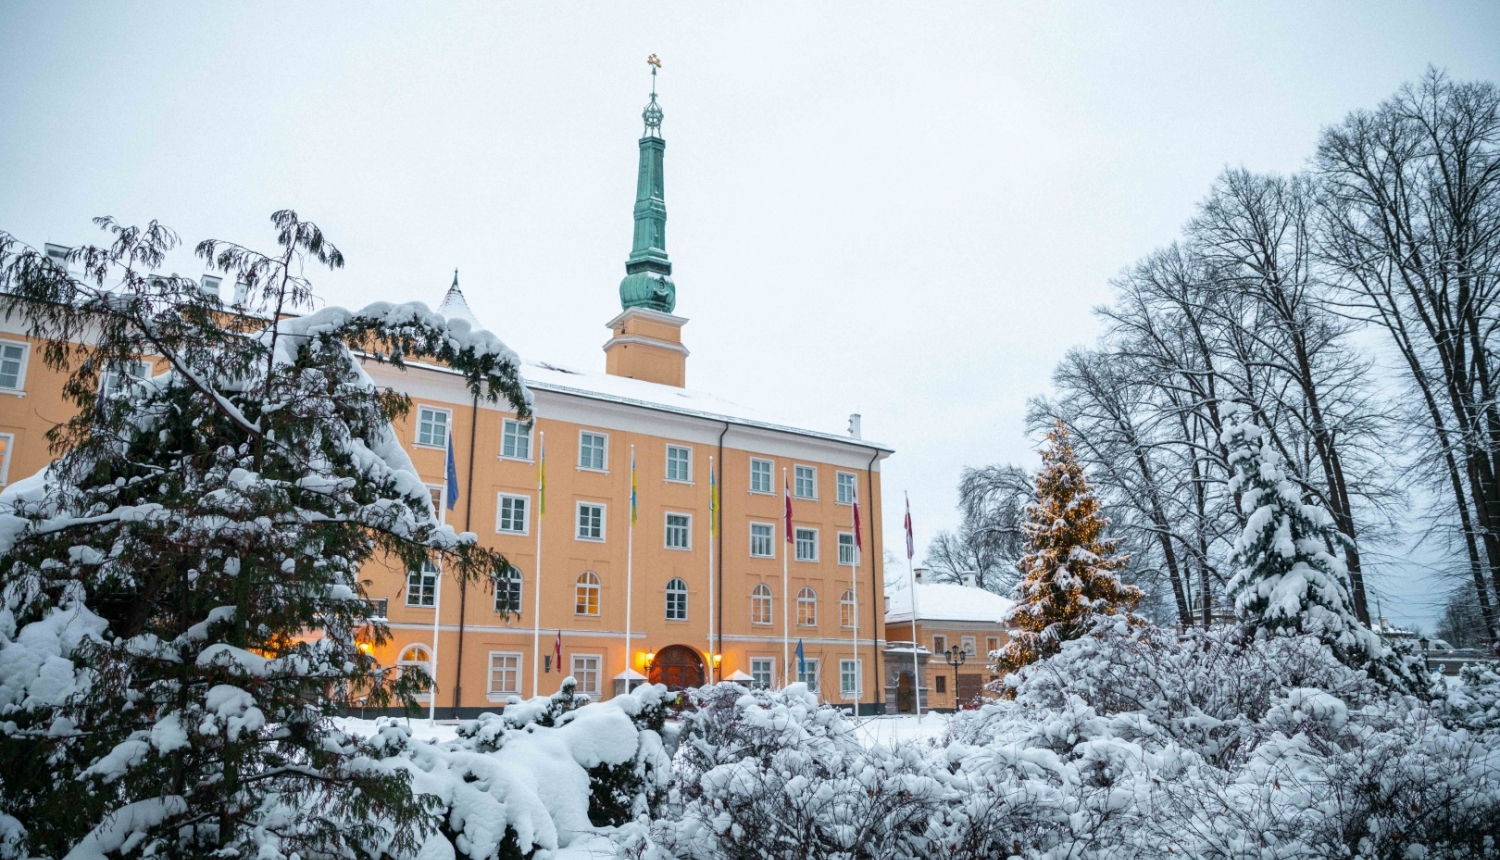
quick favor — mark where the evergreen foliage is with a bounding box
[0,212,529,859]
[994,422,1141,678]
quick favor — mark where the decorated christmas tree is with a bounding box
[994,422,1141,677]
[1221,403,1419,689]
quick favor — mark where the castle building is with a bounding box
[883,569,1014,712]
[0,73,893,715]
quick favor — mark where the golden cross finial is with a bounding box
[647,54,662,69]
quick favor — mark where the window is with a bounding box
[751,584,773,625]
[496,494,529,534]
[575,571,600,616]
[0,341,28,392]
[840,659,861,698]
[838,532,858,566]
[406,561,438,607]
[665,578,688,620]
[416,406,450,448]
[666,445,691,482]
[494,568,522,614]
[501,419,532,460]
[750,657,774,690]
[665,513,691,550]
[961,635,977,657]
[933,635,947,656]
[571,655,601,698]
[794,465,817,499]
[427,485,446,525]
[576,502,605,541]
[797,586,817,626]
[840,590,856,629]
[987,636,1000,655]
[750,458,773,494]
[795,527,818,562]
[488,652,521,696]
[398,644,431,683]
[837,472,857,505]
[935,675,947,694]
[797,658,820,690]
[578,431,607,471]
[0,434,11,487]
[100,360,149,398]
[749,522,774,558]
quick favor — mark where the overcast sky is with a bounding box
[4,2,1499,630]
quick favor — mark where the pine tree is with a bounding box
[994,422,1141,677]
[1221,402,1418,689]
[0,213,530,858]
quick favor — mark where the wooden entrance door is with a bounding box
[896,671,914,713]
[650,645,705,691]
[957,673,983,708]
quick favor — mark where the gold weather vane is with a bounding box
[647,54,662,69]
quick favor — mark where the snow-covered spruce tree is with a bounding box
[993,421,1141,678]
[1220,402,1419,690]
[0,213,529,859]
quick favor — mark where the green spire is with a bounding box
[620,55,676,313]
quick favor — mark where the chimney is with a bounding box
[200,275,222,300]
[961,571,977,588]
[913,567,929,584]
[848,413,862,439]
[232,279,250,306]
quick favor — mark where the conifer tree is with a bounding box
[994,422,1141,676]
[1221,403,1419,689]
[0,212,529,859]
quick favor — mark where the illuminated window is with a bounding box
[751,584,772,625]
[840,590,856,629]
[797,587,817,626]
[575,571,601,616]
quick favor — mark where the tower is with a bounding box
[605,55,689,387]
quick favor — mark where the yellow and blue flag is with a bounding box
[630,449,638,526]
[709,464,718,536]
[536,433,546,516]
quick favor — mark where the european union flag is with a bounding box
[795,639,806,679]
[445,437,460,511]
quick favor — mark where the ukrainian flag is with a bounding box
[630,449,638,526]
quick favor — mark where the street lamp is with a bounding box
[1418,637,1429,673]
[944,644,966,709]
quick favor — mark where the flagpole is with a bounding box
[906,491,922,723]
[707,455,716,686]
[625,445,635,680]
[782,467,790,688]
[431,444,451,724]
[851,487,860,715]
[531,430,545,699]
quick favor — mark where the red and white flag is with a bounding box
[553,630,563,672]
[852,486,862,550]
[784,473,794,543]
[904,492,914,560]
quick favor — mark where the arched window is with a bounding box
[840,589,856,629]
[797,587,818,627]
[575,571,600,616]
[751,584,772,626]
[397,644,431,682]
[495,568,522,614]
[665,578,688,620]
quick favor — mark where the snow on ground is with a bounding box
[849,713,953,747]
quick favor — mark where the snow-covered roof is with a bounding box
[885,582,1015,626]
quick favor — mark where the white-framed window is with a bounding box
[962,635,977,657]
[837,532,858,566]
[749,458,773,494]
[398,644,432,683]
[794,465,817,499]
[796,586,817,626]
[0,341,29,393]
[100,360,150,399]
[406,561,438,607]
[666,444,692,482]
[665,577,688,620]
[0,434,12,487]
[415,405,450,448]
[488,652,522,696]
[494,568,522,614]
[578,431,608,471]
[749,522,775,558]
[576,502,605,541]
[840,589,856,629]
[501,418,532,460]
[575,571,601,616]
[797,657,820,690]
[933,634,947,656]
[840,659,861,698]
[750,657,774,690]
[751,584,773,626]
[571,654,601,698]
[664,512,691,549]
[836,472,857,505]
[795,527,818,562]
[496,493,529,534]
[427,485,447,525]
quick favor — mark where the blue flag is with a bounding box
[795,639,806,679]
[445,437,460,511]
